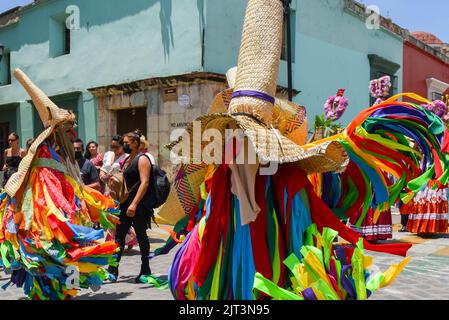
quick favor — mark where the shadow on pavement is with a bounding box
[75,291,133,300]
[415,233,449,239]
[149,237,166,243]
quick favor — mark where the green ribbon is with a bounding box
[253,272,302,300]
[32,158,67,173]
[322,228,338,272]
[22,182,34,231]
[283,254,303,291]
[351,239,367,300]
[138,275,169,289]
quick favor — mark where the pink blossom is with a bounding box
[324,95,348,121]
[421,100,447,118]
[370,76,392,100]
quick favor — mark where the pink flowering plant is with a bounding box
[422,100,448,119]
[312,89,348,139]
[370,75,392,105]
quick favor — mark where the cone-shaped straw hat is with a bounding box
[168,0,348,172]
[4,69,76,197]
[14,69,75,127]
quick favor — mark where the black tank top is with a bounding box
[3,155,22,186]
[123,153,151,200]
[5,156,22,169]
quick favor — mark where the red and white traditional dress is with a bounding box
[405,181,448,234]
[348,208,393,241]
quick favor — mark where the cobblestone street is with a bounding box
[2,218,449,300]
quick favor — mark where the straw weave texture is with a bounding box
[228,0,284,126]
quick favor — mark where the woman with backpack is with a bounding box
[108,131,153,283]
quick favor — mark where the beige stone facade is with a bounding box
[91,73,227,174]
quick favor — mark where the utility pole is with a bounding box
[283,0,293,101]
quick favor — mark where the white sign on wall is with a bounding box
[178,94,191,108]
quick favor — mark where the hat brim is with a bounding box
[167,113,348,173]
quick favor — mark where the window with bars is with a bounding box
[431,92,443,101]
[368,54,400,106]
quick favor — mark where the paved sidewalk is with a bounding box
[371,231,449,300]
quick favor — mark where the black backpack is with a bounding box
[147,163,170,209]
[130,154,170,211]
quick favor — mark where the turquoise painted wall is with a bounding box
[0,0,203,105]
[295,0,403,125]
[203,0,293,89]
[204,0,403,126]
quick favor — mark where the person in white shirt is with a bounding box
[100,135,128,195]
[138,133,155,165]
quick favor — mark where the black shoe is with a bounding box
[399,227,407,233]
[107,266,119,282]
[135,264,151,283]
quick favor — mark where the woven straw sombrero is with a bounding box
[4,69,76,197]
[168,0,348,173]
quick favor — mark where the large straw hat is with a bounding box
[4,69,76,197]
[168,0,348,173]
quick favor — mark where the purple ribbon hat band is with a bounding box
[231,90,275,105]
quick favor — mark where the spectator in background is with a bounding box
[85,141,103,171]
[137,131,155,165]
[100,135,128,196]
[2,132,26,187]
[73,138,100,190]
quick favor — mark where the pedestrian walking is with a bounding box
[108,130,153,283]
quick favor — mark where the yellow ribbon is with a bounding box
[384,92,431,105]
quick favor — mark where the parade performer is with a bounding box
[160,0,448,300]
[403,99,449,235]
[0,69,119,300]
[349,76,393,241]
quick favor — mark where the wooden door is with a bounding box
[116,108,147,137]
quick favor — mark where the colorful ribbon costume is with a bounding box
[0,69,119,300]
